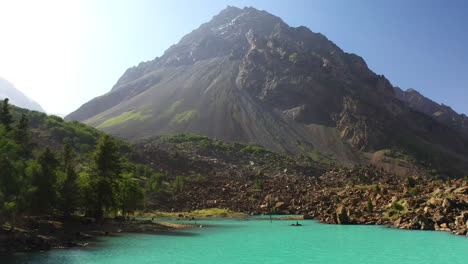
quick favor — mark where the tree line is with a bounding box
[0,98,156,227]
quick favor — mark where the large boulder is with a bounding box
[274,202,287,210]
[336,205,351,225]
[426,197,442,207]
[409,215,434,230]
[454,212,468,229]
[442,198,452,209]
[453,186,468,194]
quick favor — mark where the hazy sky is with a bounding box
[0,0,467,115]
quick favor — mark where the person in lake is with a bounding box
[291,221,302,226]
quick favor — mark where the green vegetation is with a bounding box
[97,110,150,129]
[170,110,198,124]
[365,198,373,212]
[385,201,407,219]
[240,144,271,155]
[172,176,187,193]
[1,98,13,130]
[162,133,211,144]
[160,133,272,156]
[0,99,164,227]
[297,142,336,164]
[289,52,299,63]
[158,100,182,119]
[391,201,405,212]
[194,173,205,183]
[253,179,264,190]
[405,176,417,188]
[408,187,422,196]
[154,133,316,176]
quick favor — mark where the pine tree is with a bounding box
[89,135,122,220]
[0,155,22,226]
[0,98,13,130]
[14,113,32,157]
[31,147,59,213]
[59,144,79,216]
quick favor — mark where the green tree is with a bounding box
[145,173,165,194]
[172,176,186,193]
[118,173,144,217]
[31,147,60,213]
[0,98,13,131]
[0,122,33,227]
[14,113,32,157]
[89,135,122,220]
[59,144,80,216]
[0,155,23,226]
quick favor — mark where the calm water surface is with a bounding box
[3,217,468,264]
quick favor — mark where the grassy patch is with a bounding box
[384,200,408,219]
[171,110,198,124]
[97,110,150,128]
[240,144,271,155]
[158,100,182,119]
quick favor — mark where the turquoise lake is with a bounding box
[3,217,468,264]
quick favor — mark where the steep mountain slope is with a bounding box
[66,6,468,176]
[394,87,468,135]
[0,76,45,112]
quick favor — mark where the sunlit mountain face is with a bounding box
[66,6,468,176]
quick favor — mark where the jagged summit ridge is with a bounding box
[394,86,468,135]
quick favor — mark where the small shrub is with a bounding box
[365,198,373,212]
[194,173,205,183]
[391,201,404,212]
[405,177,417,188]
[408,187,422,196]
[254,179,264,190]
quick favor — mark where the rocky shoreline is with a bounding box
[155,167,468,238]
[0,216,181,254]
[2,169,467,254]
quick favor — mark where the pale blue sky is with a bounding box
[0,0,466,115]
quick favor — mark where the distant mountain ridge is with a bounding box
[0,76,45,112]
[66,6,468,176]
[394,87,468,135]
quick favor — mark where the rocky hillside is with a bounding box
[394,87,468,135]
[66,6,468,177]
[0,76,44,112]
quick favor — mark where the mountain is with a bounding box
[394,87,468,135]
[66,6,468,176]
[0,76,45,112]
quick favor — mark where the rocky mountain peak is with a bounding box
[66,7,468,177]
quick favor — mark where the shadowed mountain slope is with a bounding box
[394,87,468,135]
